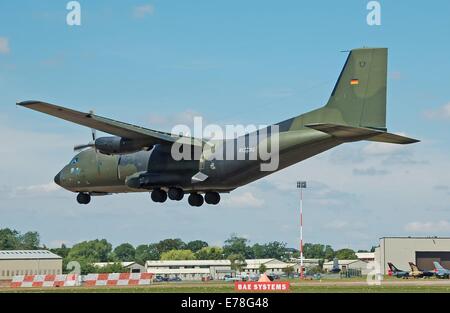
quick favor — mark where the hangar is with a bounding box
[0,250,62,280]
[375,237,450,274]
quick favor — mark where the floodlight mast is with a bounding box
[297,181,307,280]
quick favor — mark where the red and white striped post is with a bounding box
[297,181,307,280]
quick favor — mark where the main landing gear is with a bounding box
[151,188,220,207]
[168,187,184,201]
[204,192,220,205]
[76,192,91,204]
[188,193,204,207]
[151,189,167,203]
[186,192,221,207]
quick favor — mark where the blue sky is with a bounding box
[1,1,450,250]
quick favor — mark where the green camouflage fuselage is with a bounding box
[57,128,337,194]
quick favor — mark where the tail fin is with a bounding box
[282,48,389,131]
[325,48,387,130]
[279,48,419,143]
[409,262,420,272]
[434,262,444,271]
[388,262,398,272]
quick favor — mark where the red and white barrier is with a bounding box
[11,274,80,288]
[84,272,153,287]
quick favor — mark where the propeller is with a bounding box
[73,141,94,151]
[73,110,97,152]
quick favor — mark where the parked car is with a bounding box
[249,274,260,281]
[168,276,182,282]
[224,276,241,282]
[155,275,169,282]
[267,274,280,281]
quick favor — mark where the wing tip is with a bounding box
[405,138,420,144]
[16,100,42,107]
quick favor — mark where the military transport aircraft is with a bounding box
[18,48,419,206]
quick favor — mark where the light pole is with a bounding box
[297,181,307,280]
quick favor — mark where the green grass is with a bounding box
[1,282,450,293]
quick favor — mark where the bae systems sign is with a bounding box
[235,282,290,292]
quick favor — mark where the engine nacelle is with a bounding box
[95,137,152,155]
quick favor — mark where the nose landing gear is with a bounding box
[76,193,91,204]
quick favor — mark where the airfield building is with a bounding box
[145,260,233,280]
[355,252,375,262]
[322,259,370,274]
[145,258,296,280]
[0,250,62,280]
[93,262,146,273]
[375,237,450,274]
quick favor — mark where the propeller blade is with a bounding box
[89,110,96,141]
[74,142,94,152]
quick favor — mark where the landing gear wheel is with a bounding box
[168,187,184,201]
[188,193,204,207]
[77,193,91,205]
[205,192,220,205]
[151,189,167,203]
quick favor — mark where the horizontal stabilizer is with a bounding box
[367,132,420,144]
[305,123,419,144]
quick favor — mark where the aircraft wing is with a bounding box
[17,101,203,146]
[305,123,419,144]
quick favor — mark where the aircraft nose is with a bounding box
[54,172,61,186]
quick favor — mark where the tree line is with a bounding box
[0,228,371,274]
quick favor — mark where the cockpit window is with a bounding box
[70,157,79,165]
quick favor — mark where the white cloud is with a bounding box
[404,221,450,233]
[362,140,406,156]
[0,118,76,174]
[148,110,206,134]
[133,4,155,19]
[424,102,450,120]
[8,182,61,198]
[225,191,264,208]
[0,37,10,54]
[17,182,60,193]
